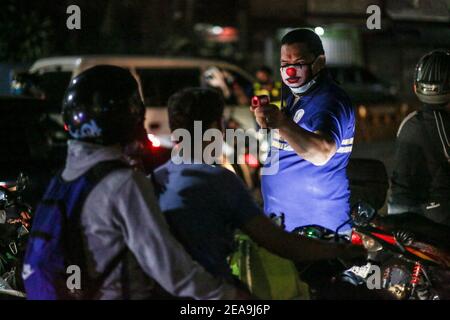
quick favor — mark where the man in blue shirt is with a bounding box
[252,29,355,232]
[153,87,363,280]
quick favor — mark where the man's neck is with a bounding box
[172,140,223,165]
[293,93,301,104]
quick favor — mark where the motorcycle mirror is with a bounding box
[0,209,6,224]
[15,173,29,193]
[0,186,11,202]
[351,201,377,227]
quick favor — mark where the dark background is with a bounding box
[1,0,449,103]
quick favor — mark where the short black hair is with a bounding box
[256,65,273,76]
[168,87,224,135]
[281,28,325,57]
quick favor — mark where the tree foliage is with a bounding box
[0,0,53,62]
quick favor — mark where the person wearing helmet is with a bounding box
[252,66,283,107]
[250,29,356,234]
[388,50,450,226]
[42,65,244,299]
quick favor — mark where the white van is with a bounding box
[28,56,257,147]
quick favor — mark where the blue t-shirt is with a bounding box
[261,72,355,232]
[153,161,262,278]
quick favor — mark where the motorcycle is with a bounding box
[345,201,450,300]
[0,173,32,299]
[296,201,450,300]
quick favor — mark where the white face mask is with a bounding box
[289,78,318,95]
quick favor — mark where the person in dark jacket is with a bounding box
[388,50,450,226]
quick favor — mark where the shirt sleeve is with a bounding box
[221,169,263,229]
[112,171,237,300]
[306,98,350,149]
[390,115,431,206]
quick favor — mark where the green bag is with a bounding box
[229,233,310,300]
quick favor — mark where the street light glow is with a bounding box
[211,26,223,35]
[315,27,325,36]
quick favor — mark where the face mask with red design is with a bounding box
[280,57,319,95]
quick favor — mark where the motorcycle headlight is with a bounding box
[361,234,383,252]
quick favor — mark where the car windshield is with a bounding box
[137,68,201,106]
[37,71,72,103]
[0,99,52,163]
[359,68,379,84]
[328,66,382,85]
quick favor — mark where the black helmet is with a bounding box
[414,50,450,105]
[62,65,144,145]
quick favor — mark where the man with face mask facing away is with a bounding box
[251,28,355,234]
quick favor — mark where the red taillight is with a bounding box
[411,262,422,286]
[351,231,363,246]
[244,153,259,168]
[64,124,69,132]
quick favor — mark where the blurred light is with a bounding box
[351,231,363,246]
[211,26,223,35]
[358,105,368,118]
[147,134,161,148]
[245,153,259,168]
[361,234,382,252]
[401,103,409,114]
[217,27,239,42]
[260,140,269,152]
[222,143,234,157]
[314,27,325,36]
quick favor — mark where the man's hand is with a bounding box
[242,215,367,263]
[338,244,367,260]
[250,104,286,129]
[233,287,258,300]
[249,102,337,166]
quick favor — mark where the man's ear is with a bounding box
[219,117,225,133]
[210,118,224,133]
[312,54,326,75]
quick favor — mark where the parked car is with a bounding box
[0,96,66,204]
[327,65,411,143]
[327,65,399,106]
[12,56,261,187]
[19,56,255,143]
